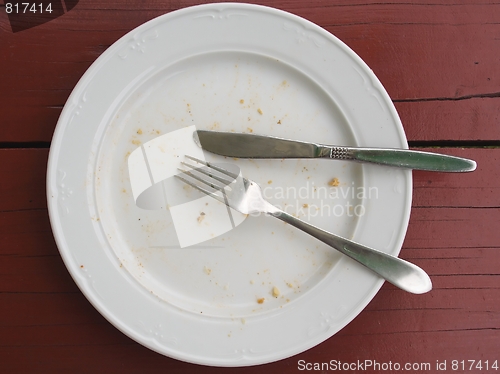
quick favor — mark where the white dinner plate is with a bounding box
[47,3,411,366]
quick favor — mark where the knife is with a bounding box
[194,130,477,172]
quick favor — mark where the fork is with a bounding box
[176,155,432,294]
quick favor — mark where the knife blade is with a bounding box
[194,130,477,172]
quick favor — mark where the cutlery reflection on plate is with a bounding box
[195,130,476,172]
[175,155,432,295]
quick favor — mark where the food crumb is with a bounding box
[247,127,253,133]
[131,139,141,146]
[277,119,281,124]
[197,212,206,223]
[328,177,340,187]
[240,99,244,104]
[287,282,294,288]
[257,108,263,115]
[241,318,246,324]
[250,280,255,284]
[267,180,272,184]
[137,129,143,134]
[303,203,308,208]
[257,297,265,304]
[203,266,211,275]
[272,286,280,297]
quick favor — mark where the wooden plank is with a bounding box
[404,207,500,249]
[316,7,500,101]
[400,247,500,277]
[0,254,79,293]
[426,275,500,290]
[9,147,500,305]
[0,149,497,294]
[0,330,498,373]
[2,286,497,332]
[325,330,499,368]
[2,99,498,143]
[1,2,499,142]
[0,210,55,256]
[0,293,106,327]
[370,287,500,313]
[397,99,500,142]
[0,149,48,212]
[0,148,498,215]
[1,208,497,334]
[2,219,498,292]
[2,97,498,143]
[412,148,500,208]
[0,345,218,374]
[347,308,500,336]
[1,222,494,367]
[2,207,498,291]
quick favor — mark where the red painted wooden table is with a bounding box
[1,1,499,372]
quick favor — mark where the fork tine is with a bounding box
[174,174,227,205]
[185,155,239,180]
[177,167,228,192]
[180,161,234,187]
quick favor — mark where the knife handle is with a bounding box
[326,146,477,172]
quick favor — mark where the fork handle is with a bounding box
[272,211,432,294]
